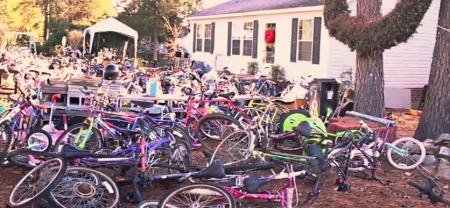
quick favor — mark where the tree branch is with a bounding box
[438,25,450,33]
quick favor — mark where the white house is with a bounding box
[185,0,441,109]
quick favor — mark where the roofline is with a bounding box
[186,5,324,20]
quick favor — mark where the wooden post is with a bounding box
[123,40,128,61]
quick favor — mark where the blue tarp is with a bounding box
[193,61,212,74]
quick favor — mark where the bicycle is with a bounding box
[328,111,426,172]
[6,118,151,207]
[0,85,51,157]
[408,166,450,206]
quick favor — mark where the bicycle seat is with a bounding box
[243,177,271,193]
[131,100,154,109]
[272,98,295,104]
[293,121,312,137]
[60,144,93,159]
[193,160,225,178]
[218,92,235,99]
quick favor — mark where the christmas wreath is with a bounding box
[265,28,275,44]
[323,0,432,56]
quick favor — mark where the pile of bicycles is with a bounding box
[0,78,444,208]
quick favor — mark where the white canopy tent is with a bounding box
[82,17,138,66]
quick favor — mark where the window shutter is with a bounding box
[252,20,259,59]
[312,17,322,65]
[227,22,232,56]
[192,23,197,53]
[290,18,298,62]
[211,22,215,54]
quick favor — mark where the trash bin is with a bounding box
[308,78,340,118]
[150,60,158,68]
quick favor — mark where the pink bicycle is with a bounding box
[157,162,325,208]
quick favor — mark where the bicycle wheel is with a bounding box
[0,121,13,156]
[158,182,236,208]
[170,123,193,148]
[328,147,368,172]
[49,166,120,208]
[25,129,53,152]
[196,113,243,151]
[387,137,426,170]
[52,123,103,152]
[169,139,192,166]
[7,150,59,169]
[138,199,177,208]
[7,157,67,207]
[210,130,252,165]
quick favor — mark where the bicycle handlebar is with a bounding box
[345,111,396,127]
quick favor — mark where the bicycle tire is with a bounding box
[170,123,192,149]
[0,120,13,155]
[138,199,175,208]
[387,137,426,170]
[158,182,236,208]
[24,129,53,152]
[52,123,103,152]
[328,147,368,172]
[224,161,276,173]
[407,180,450,205]
[49,166,120,208]
[210,130,252,165]
[7,149,58,169]
[195,113,244,151]
[7,157,67,207]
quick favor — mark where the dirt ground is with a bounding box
[0,111,447,208]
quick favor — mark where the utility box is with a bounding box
[308,78,340,118]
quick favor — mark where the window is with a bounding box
[265,23,276,63]
[231,23,241,55]
[298,19,313,61]
[232,40,240,55]
[196,24,203,52]
[204,24,212,52]
[242,22,253,56]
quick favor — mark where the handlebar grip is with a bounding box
[51,94,61,104]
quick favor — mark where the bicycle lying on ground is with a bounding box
[408,166,450,206]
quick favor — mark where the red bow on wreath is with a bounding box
[265,28,275,44]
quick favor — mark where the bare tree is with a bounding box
[323,0,432,117]
[67,30,84,49]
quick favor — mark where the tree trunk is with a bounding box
[153,32,158,61]
[414,0,450,141]
[43,0,50,41]
[353,0,385,117]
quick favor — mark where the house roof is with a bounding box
[189,0,324,17]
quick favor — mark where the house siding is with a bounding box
[187,10,330,81]
[327,0,440,108]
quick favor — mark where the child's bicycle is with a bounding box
[408,166,450,206]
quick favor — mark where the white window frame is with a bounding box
[203,23,212,52]
[242,22,253,56]
[196,24,203,52]
[298,19,313,62]
[231,23,241,55]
